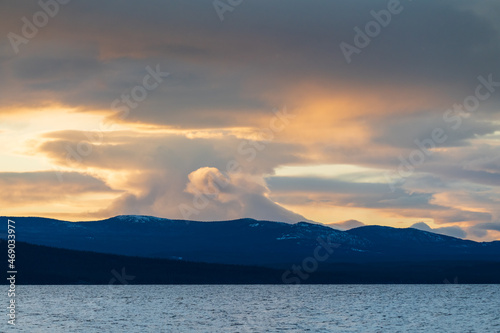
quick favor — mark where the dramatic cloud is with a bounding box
[183,167,307,222]
[1,0,500,239]
[410,222,467,239]
[0,171,115,204]
[0,171,119,219]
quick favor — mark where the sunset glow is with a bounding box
[2,0,500,241]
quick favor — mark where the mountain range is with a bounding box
[2,215,500,266]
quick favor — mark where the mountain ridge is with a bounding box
[2,215,499,266]
[4,240,500,284]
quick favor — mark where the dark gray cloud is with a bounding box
[467,222,500,239]
[267,176,428,209]
[267,176,493,225]
[0,171,117,205]
[37,130,304,175]
[370,112,499,149]
[410,222,467,239]
[1,0,500,124]
[472,222,500,232]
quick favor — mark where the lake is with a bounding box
[9,285,500,332]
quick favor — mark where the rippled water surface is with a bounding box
[7,285,500,332]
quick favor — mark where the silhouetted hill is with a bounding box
[1,216,499,266]
[2,240,500,284]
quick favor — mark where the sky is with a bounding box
[1,0,500,241]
